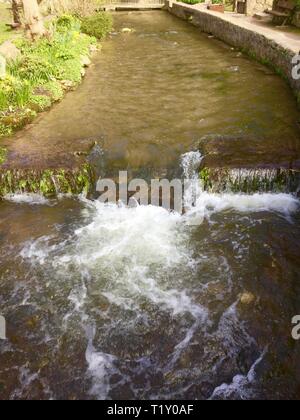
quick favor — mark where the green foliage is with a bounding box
[42,81,64,102]
[56,15,82,32]
[0,123,12,138]
[0,164,93,197]
[180,0,203,4]
[10,55,58,83]
[0,76,31,110]
[0,3,12,44]
[0,12,111,138]
[81,12,113,40]
[0,147,7,165]
[29,95,52,112]
[60,58,83,83]
[0,108,36,132]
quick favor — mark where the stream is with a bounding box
[0,11,300,400]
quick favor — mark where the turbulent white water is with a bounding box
[5,152,299,399]
[181,152,299,221]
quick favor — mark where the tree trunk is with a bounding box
[22,0,46,40]
[12,0,22,26]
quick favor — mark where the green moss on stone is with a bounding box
[0,164,94,198]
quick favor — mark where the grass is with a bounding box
[0,146,6,164]
[0,13,113,143]
[0,2,11,43]
[0,2,22,44]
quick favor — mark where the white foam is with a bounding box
[210,348,268,400]
[4,193,50,205]
[85,325,116,400]
[180,152,299,220]
[185,192,299,220]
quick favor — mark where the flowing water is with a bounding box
[1,11,300,400]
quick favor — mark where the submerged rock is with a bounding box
[240,292,255,306]
[80,55,91,68]
[121,28,134,34]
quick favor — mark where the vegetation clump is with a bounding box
[81,12,113,40]
[180,0,204,4]
[0,147,6,165]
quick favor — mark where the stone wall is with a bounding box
[165,2,300,100]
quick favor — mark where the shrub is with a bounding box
[42,81,64,102]
[0,76,32,110]
[180,0,203,4]
[56,14,81,33]
[10,55,58,83]
[81,12,113,40]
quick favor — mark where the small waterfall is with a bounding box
[178,152,299,219]
[180,151,300,198]
[181,151,203,210]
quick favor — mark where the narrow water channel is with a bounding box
[1,11,300,400]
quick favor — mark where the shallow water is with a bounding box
[4,11,300,170]
[1,12,300,400]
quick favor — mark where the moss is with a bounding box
[199,167,300,194]
[0,164,94,198]
[199,168,213,190]
[0,147,7,165]
[240,48,289,83]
